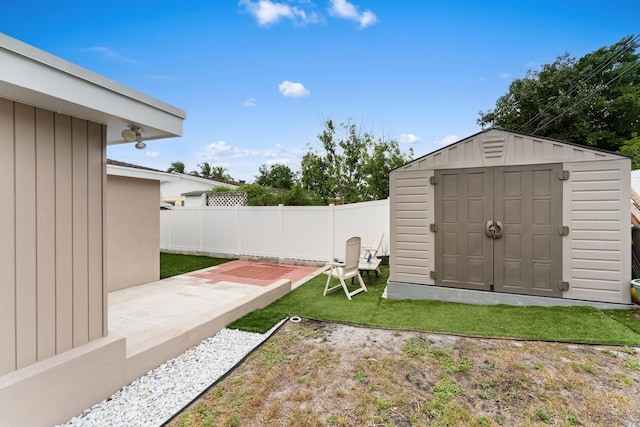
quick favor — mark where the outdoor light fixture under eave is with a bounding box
[121,125,147,150]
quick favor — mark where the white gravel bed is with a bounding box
[56,319,287,427]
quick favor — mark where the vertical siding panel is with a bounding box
[35,108,56,360]
[14,103,37,368]
[389,171,397,281]
[72,118,89,347]
[101,127,108,336]
[87,122,104,341]
[0,98,16,375]
[55,114,73,353]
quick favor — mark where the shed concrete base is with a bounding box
[386,281,636,310]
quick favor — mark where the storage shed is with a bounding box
[388,128,632,307]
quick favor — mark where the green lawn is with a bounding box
[228,264,640,345]
[159,252,640,345]
[160,252,232,279]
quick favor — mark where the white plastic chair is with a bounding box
[323,236,367,300]
[361,232,384,274]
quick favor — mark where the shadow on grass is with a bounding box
[229,266,640,345]
[160,252,233,279]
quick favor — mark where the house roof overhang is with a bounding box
[0,33,185,145]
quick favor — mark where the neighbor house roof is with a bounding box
[182,190,209,197]
[106,159,239,187]
[0,33,185,145]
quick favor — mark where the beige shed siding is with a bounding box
[0,99,106,376]
[390,169,433,284]
[564,159,631,303]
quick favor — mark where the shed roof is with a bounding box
[0,33,185,145]
[394,128,628,172]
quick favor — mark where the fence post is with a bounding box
[234,205,241,257]
[328,204,335,261]
[278,204,284,261]
[198,207,203,253]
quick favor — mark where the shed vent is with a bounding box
[481,136,506,159]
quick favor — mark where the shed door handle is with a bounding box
[485,221,504,239]
[486,221,496,239]
[494,221,504,239]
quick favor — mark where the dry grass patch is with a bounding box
[168,319,640,427]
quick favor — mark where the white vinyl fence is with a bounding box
[160,199,389,263]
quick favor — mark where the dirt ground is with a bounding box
[168,318,640,427]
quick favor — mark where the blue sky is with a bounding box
[2,1,638,181]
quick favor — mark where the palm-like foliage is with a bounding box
[167,160,186,174]
[196,162,233,181]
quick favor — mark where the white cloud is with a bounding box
[278,80,310,98]
[397,133,422,144]
[243,97,257,107]
[500,72,511,79]
[201,140,235,159]
[478,76,485,82]
[239,0,310,27]
[328,0,378,28]
[145,151,160,159]
[198,141,300,161]
[266,158,291,166]
[80,46,141,64]
[144,74,172,80]
[434,135,459,146]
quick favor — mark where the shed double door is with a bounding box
[434,164,563,297]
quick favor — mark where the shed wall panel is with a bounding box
[564,159,630,303]
[390,169,432,284]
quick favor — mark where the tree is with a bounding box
[166,160,186,174]
[301,119,413,203]
[213,180,324,206]
[194,162,233,181]
[364,138,412,200]
[478,35,640,152]
[255,163,296,189]
[211,165,233,181]
[618,133,640,169]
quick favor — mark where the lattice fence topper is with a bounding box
[207,191,248,207]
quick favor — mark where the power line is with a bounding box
[530,56,640,135]
[517,34,640,133]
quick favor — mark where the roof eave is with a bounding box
[0,33,185,145]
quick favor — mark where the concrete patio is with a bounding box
[108,260,322,383]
